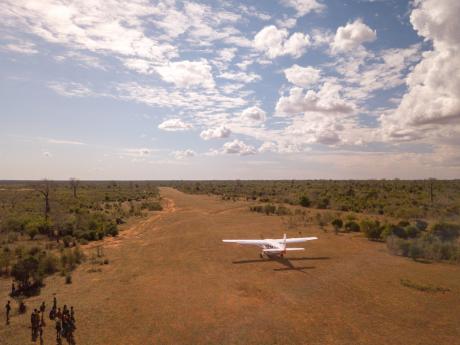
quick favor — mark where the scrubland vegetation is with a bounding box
[168,180,460,263]
[0,180,161,296]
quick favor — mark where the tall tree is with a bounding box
[35,179,51,221]
[69,177,80,198]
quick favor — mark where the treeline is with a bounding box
[165,180,460,220]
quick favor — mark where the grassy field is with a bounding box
[1,187,459,345]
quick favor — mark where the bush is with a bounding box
[26,225,38,240]
[65,273,72,284]
[360,220,383,240]
[344,221,360,232]
[415,219,428,231]
[105,223,119,237]
[331,219,343,234]
[381,224,406,240]
[430,222,460,241]
[299,196,311,207]
[405,225,420,238]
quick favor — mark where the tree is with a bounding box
[11,256,39,287]
[360,220,383,241]
[69,178,80,198]
[331,218,343,235]
[299,196,311,207]
[35,180,52,222]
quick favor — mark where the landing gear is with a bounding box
[259,253,264,259]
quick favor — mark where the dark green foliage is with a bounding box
[331,218,343,234]
[429,222,460,241]
[360,220,383,240]
[415,219,428,231]
[405,225,420,238]
[344,221,360,232]
[299,196,311,207]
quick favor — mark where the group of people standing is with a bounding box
[4,293,76,344]
[48,297,76,343]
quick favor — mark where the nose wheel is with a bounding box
[259,253,264,259]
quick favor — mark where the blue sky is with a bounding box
[1,0,459,179]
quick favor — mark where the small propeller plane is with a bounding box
[222,233,318,258]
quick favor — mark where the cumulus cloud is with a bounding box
[332,19,376,53]
[173,149,196,159]
[280,0,325,17]
[254,25,310,59]
[276,83,354,116]
[200,126,232,140]
[284,64,321,87]
[155,60,215,89]
[381,0,460,140]
[158,119,193,131]
[223,139,256,155]
[241,106,267,123]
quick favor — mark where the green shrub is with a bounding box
[360,220,383,240]
[344,221,360,232]
[430,222,460,241]
[299,196,311,207]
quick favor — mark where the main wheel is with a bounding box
[259,253,263,259]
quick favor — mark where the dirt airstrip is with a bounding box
[1,187,460,345]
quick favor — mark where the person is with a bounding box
[53,296,57,309]
[5,300,11,325]
[70,306,75,323]
[40,301,46,326]
[49,306,55,320]
[11,282,16,296]
[19,300,26,314]
[63,304,68,317]
[55,317,62,341]
[31,310,37,340]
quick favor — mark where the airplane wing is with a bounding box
[222,239,266,245]
[284,236,318,243]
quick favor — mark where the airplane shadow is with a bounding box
[232,256,330,274]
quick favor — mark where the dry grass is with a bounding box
[1,187,460,345]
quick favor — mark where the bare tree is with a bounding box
[35,179,52,221]
[69,177,80,198]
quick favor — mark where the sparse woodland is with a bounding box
[0,180,162,296]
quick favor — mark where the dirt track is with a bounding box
[1,187,460,345]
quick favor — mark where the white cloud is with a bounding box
[284,64,321,87]
[2,41,38,55]
[223,139,256,155]
[381,0,460,141]
[241,106,267,123]
[121,148,152,158]
[280,0,325,17]
[254,25,310,59]
[158,119,193,132]
[0,0,178,64]
[48,82,93,97]
[46,138,86,146]
[155,59,215,89]
[200,126,232,140]
[332,19,376,53]
[276,83,354,116]
[173,149,196,159]
[219,71,261,83]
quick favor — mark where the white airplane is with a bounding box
[222,233,318,258]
